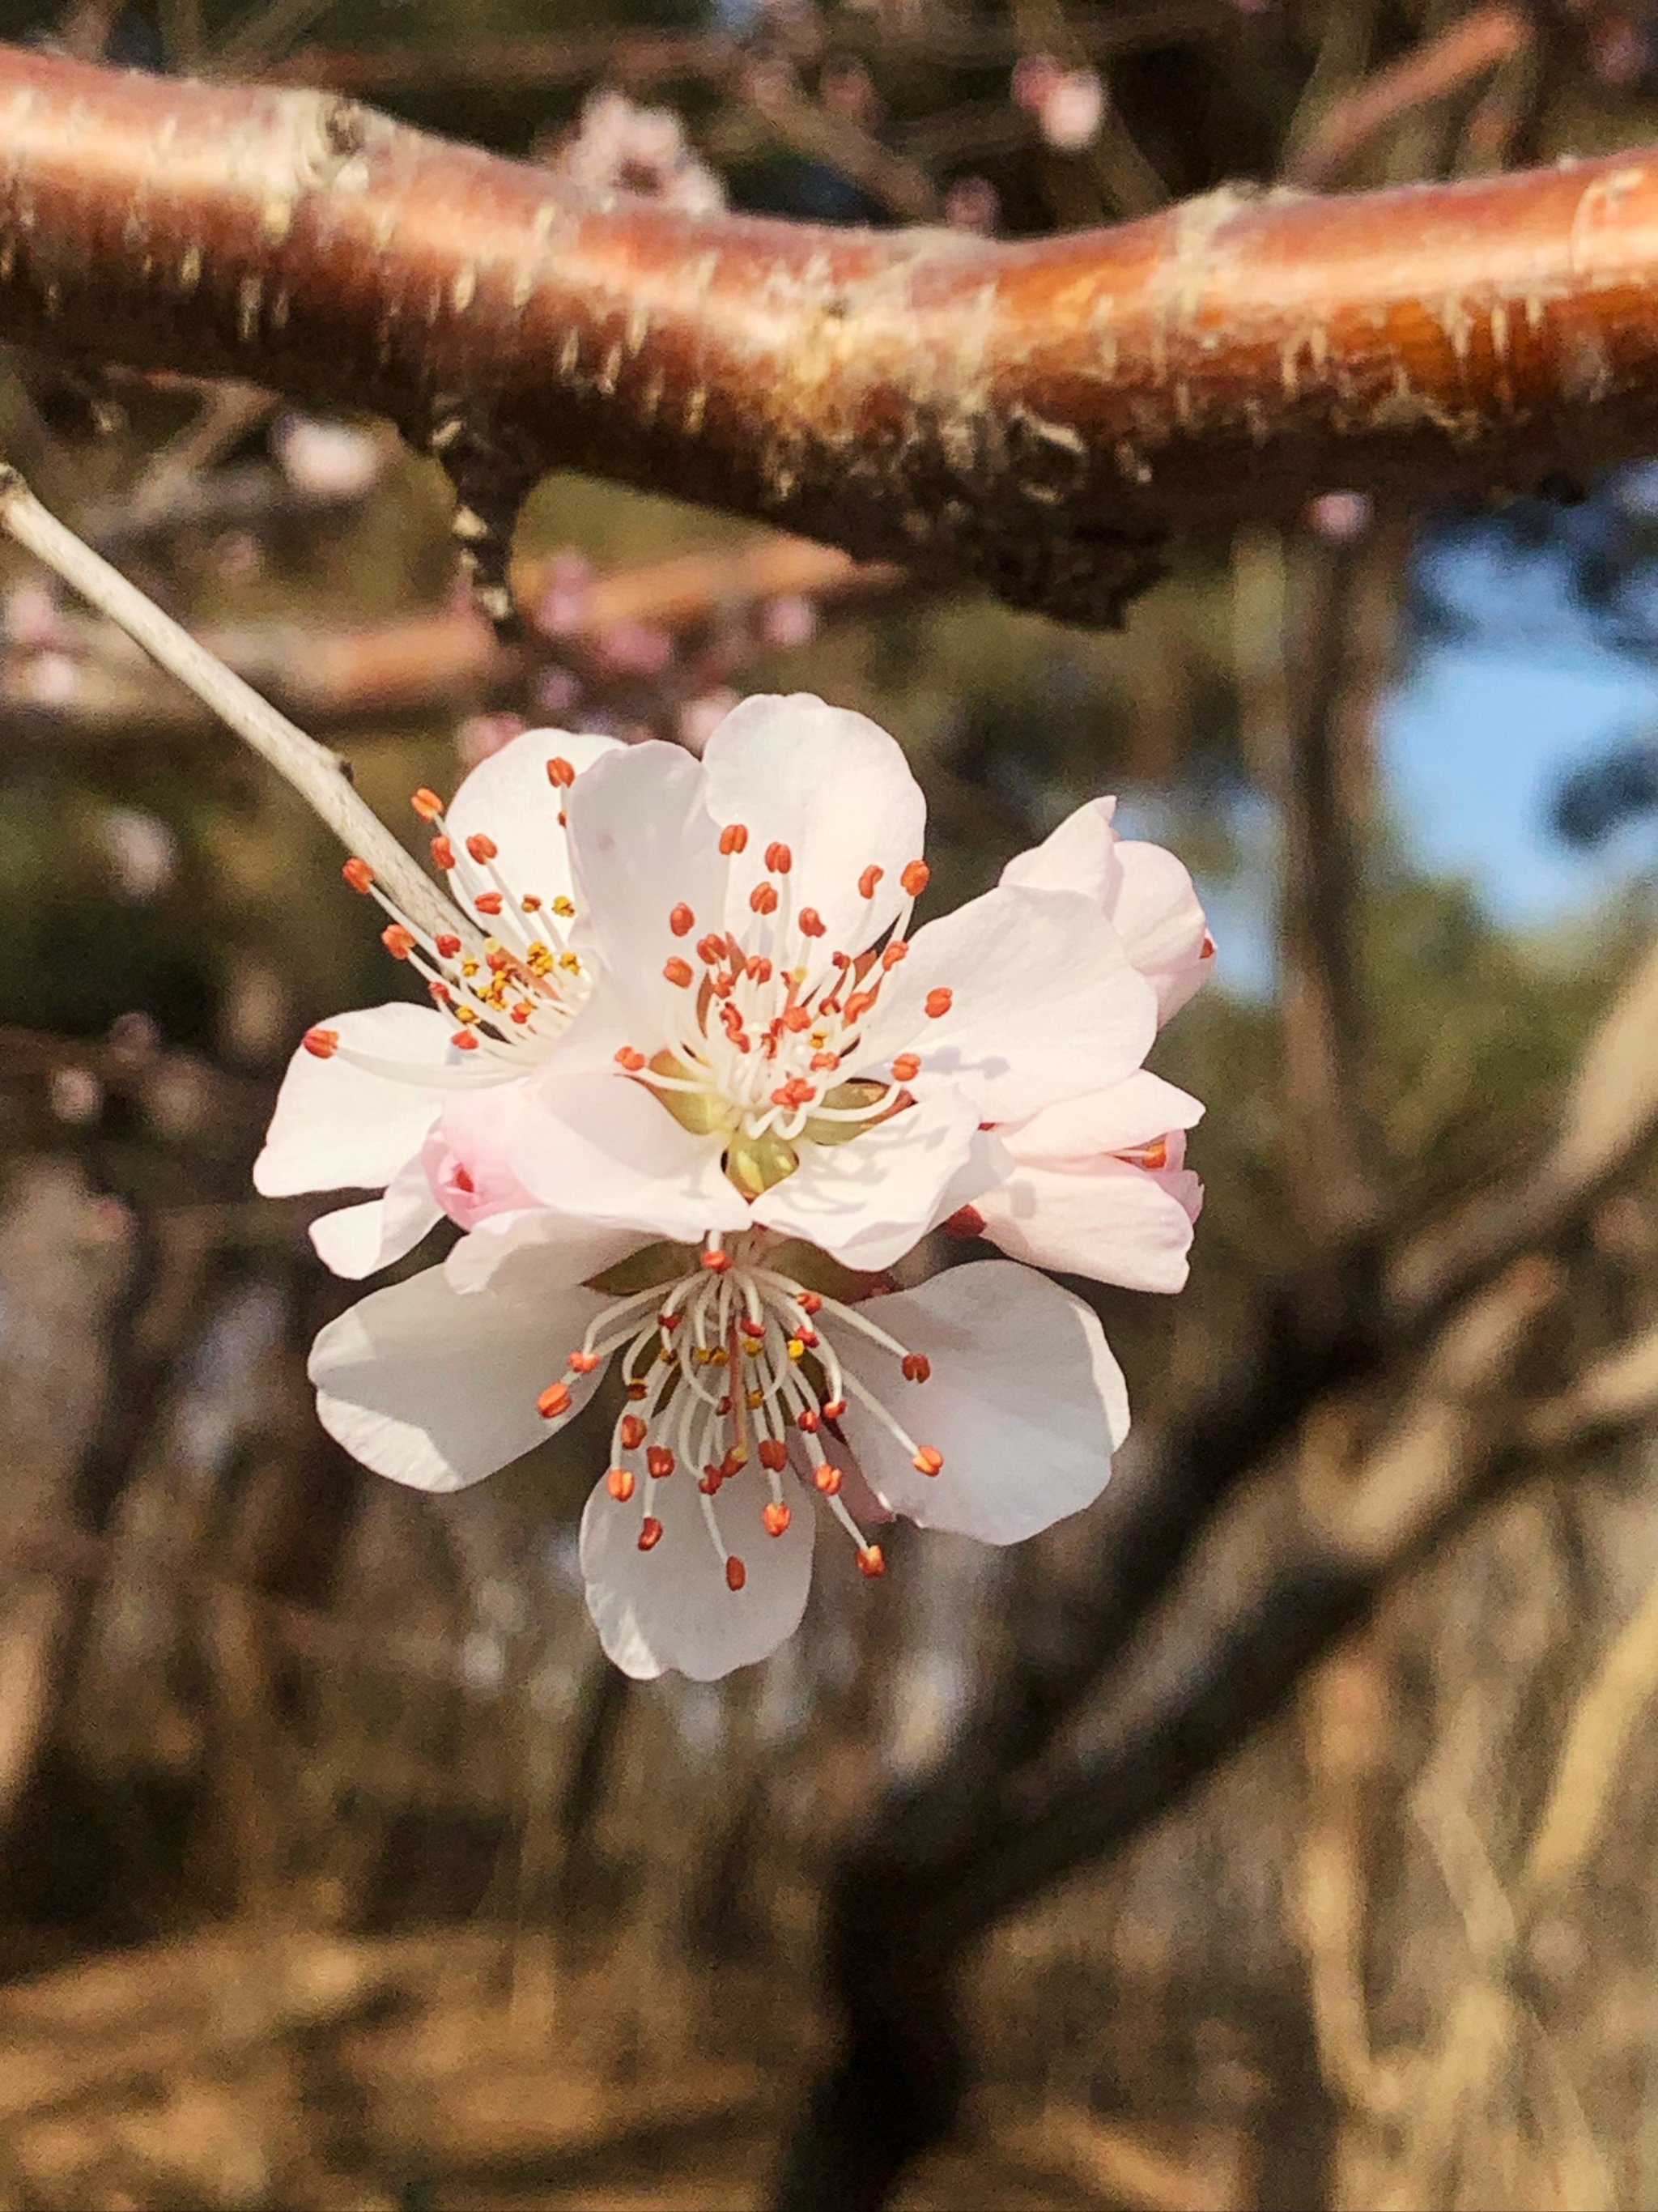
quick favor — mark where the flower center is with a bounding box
[540,1231,945,1589]
[303,759,590,1083]
[614,830,951,1197]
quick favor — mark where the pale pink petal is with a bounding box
[701,693,925,955]
[253,1002,461,1198]
[308,1258,610,1492]
[443,726,620,924]
[420,1114,541,1231]
[308,1155,444,1279]
[580,1460,814,1679]
[973,1155,1202,1292]
[1001,1069,1203,1163]
[751,1091,988,1272]
[1112,840,1211,1021]
[1001,794,1120,904]
[857,887,1158,1121]
[442,1206,653,1295]
[832,1260,1129,1542]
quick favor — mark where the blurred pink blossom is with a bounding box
[552,88,726,215]
[594,621,676,678]
[945,175,1000,235]
[455,711,529,772]
[678,687,740,753]
[759,594,818,649]
[274,415,385,501]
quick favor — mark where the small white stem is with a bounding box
[0,464,457,941]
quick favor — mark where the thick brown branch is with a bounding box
[6,47,1658,622]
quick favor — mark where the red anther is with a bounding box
[474,892,504,916]
[857,1543,886,1578]
[302,1025,339,1060]
[511,1005,533,1025]
[759,1439,789,1473]
[901,859,930,896]
[814,1463,843,1495]
[546,755,576,788]
[538,1381,572,1419]
[381,925,416,960]
[725,1555,747,1592]
[614,1047,648,1071]
[902,1353,932,1383]
[646,1445,675,1478]
[431,836,456,870]
[567,1350,602,1374]
[797,1408,820,1433]
[944,1204,985,1239]
[798,907,825,937]
[858,865,883,900]
[797,1291,823,1314]
[670,903,695,936]
[606,1466,636,1501]
[891,1053,920,1083]
[702,1248,731,1273]
[924,987,953,1019]
[696,934,725,965]
[746,955,773,984]
[1132,1137,1169,1171]
[765,840,793,874]
[427,981,452,1004]
[719,1445,746,1477]
[699,1466,723,1495]
[796,1325,819,1349]
[739,1313,765,1337]
[620,1414,647,1450]
[718,822,749,855]
[484,949,513,973]
[663,957,694,988]
[1201,933,1216,959]
[882,940,908,970]
[466,832,499,864]
[658,1309,682,1331]
[912,1445,944,1476]
[750,882,779,917]
[452,1166,475,1194]
[452,1030,480,1051]
[521,894,542,912]
[810,1051,840,1073]
[782,1005,812,1033]
[410,787,444,822]
[821,1397,847,1420]
[435,933,462,959]
[763,1501,792,1537]
[342,857,375,894]
[626,1380,648,1401]
[637,1516,664,1551]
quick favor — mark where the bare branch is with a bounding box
[7,48,1658,622]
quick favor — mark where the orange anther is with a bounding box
[763,1501,792,1537]
[663,957,694,988]
[435,933,462,959]
[725,1555,747,1591]
[1201,933,1216,959]
[924,987,953,1019]
[902,1353,932,1383]
[765,840,793,874]
[901,859,929,896]
[427,981,452,1003]
[302,1025,339,1059]
[746,956,773,984]
[465,832,498,864]
[614,1046,647,1071]
[891,1053,920,1083]
[797,1292,823,1315]
[844,989,878,1024]
[912,1445,943,1476]
[718,822,749,855]
[546,755,576,787]
[452,1031,480,1051]
[783,1005,812,1032]
[857,1543,885,1578]
[702,1248,731,1273]
[759,1439,789,1473]
[381,925,415,960]
[798,907,825,938]
[521,894,542,912]
[474,892,504,916]
[750,882,779,916]
[882,940,908,970]
[431,836,456,870]
[858,865,883,900]
[821,1397,847,1419]
[568,1350,602,1374]
[696,934,725,964]
[670,903,695,936]
[620,1414,647,1450]
[810,1051,840,1072]
[538,1381,572,1419]
[606,1466,636,1501]
[411,787,444,821]
[699,1466,724,1494]
[814,1464,842,1495]
[637,1516,663,1551]
[342,857,375,894]
[646,1446,675,1478]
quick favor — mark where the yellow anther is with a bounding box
[787,1338,805,1361]
[453,1005,478,1025]
[461,958,480,978]
[559,951,580,972]
[746,1388,763,1409]
[552,895,575,918]
[711,1346,729,1366]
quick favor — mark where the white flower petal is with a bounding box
[491,1070,749,1243]
[752,1091,985,1273]
[442,1205,651,1295]
[701,693,925,953]
[1111,840,1211,1021]
[443,726,621,921]
[973,1156,1201,1291]
[253,1002,457,1197]
[1001,793,1120,904]
[833,1260,1129,1542]
[857,887,1158,1121]
[309,1258,609,1492]
[580,1461,814,1680]
[308,1155,444,1280]
[1001,1069,1203,1163]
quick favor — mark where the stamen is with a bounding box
[342,857,375,895]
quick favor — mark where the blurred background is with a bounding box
[5,1,1658,2206]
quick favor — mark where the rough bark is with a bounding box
[6,46,1658,623]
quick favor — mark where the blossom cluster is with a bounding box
[256,696,1209,1678]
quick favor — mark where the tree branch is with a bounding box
[6,45,1658,623]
